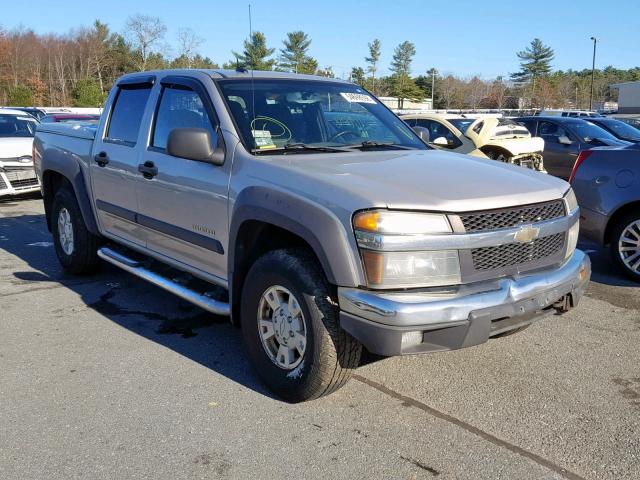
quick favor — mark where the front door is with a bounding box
[538,120,580,179]
[90,80,153,247]
[135,76,230,284]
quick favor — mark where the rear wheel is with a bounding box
[610,212,640,282]
[240,248,362,402]
[51,187,101,274]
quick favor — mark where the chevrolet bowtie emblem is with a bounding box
[514,225,540,243]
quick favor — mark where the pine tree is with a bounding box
[389,41,422,108]
[350,67,366,87]
[233,32,275,71]
[279,31,316,74]
[365,39,381,94]
[511,38,555,106]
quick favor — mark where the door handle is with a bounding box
[138,161,158,179]
[94,151,109,167]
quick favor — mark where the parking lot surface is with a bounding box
[1,197,639,480]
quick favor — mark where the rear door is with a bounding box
[90,77,154,246]
[135,75,230,284]
[537,120,580,179]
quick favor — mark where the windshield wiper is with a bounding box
[252,143,350,154]
[343,141,414,150]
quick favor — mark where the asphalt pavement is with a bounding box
[1,196,639,480]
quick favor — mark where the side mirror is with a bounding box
[412,126,430,143]
[558,135,573,145]
[432,136,449,146]
[167,128,225,165]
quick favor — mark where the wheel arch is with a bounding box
[604,200,640,245]
[41,157,99,236]
[229,187,364,324]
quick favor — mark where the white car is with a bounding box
[0,109,40,197]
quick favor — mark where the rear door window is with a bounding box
[152,86,217,150]
[538,121,570,143]
[106,86,152,146]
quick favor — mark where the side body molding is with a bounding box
[229,186,364,297]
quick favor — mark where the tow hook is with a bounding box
[553,294,574,314]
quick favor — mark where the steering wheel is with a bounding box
[329,130,362,143]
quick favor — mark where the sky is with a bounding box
[2,0,639,79]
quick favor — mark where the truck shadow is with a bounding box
[1,213,275,400]
[578,240,640,288]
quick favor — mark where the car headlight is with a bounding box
[353,210,461,289]
[564,188,578,214]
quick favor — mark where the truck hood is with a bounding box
[274,149,569,212]
[0,137,34,160]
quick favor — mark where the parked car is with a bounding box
[538,109,602,118]
[570,143,640,281]
[40,113,100,125]
[0,108,41,197]
[402,114,546,171]
[6,107,48,120]
[585,117,640,143]
[610,115,640,131]
[515,116,631,179]
[34,69,590,401]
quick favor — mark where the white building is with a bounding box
[378,96,433,110]
[610,81,640,113]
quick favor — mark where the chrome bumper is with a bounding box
[338,250,591,356]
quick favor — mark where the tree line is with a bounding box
[0,16,638,110]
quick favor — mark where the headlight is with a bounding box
[353,210,461,289]
[361,250,461,288]
[564,188,578,214]
[353,210,451,234]
[565,220,579,260]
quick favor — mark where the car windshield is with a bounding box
[217,78,427,153]
[593,120,640,142]
[447,118,475,132]
[0,113,38,137]
[569,120,618,144]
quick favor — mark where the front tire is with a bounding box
[240,248,362,402]
[610,212,640,282]
[51,187,101,275]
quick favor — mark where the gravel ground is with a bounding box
[1,196,639,480]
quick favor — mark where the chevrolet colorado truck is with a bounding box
[34,70,591,402]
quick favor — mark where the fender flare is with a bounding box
[41,149,99,236]
[229,186,364,295]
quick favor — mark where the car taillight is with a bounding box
[569,150,593,184]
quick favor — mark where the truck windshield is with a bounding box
[217,78,427,153]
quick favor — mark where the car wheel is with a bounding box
[610,211,640,282]
[485,149,511,162]
[240,248,362,402]
[51,187,101,275]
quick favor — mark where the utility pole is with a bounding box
[589,37,597,111]
[430,68,437,109]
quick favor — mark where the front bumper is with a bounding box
[0,167,41,197]
[338,249,591,356]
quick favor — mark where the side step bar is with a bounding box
[97,247,230,316]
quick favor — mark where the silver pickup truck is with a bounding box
[34,69,591,402]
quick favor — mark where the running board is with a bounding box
[97,247,230,316]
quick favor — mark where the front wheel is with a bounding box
[51,187,101,275]
[610,212,640,282]
[240,248,362,402]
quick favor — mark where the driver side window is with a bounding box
[538,121,569,143]
[415,119,462,149]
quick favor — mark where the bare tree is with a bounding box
[177,27,203,68]
[125,14,166,70]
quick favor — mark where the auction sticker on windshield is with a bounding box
[340,92,377,104]
[252,129,276,149]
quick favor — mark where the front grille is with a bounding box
[471,233,564,271]
[0,174,7,190]
[459,200,565,233]
[10,177,39,188]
